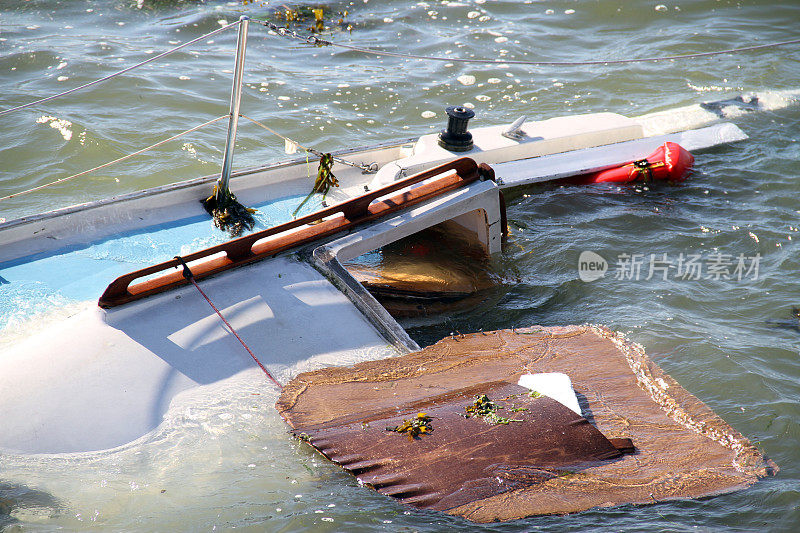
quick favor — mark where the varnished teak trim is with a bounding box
[98,158,487,308]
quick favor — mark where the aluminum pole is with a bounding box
[217,16,249,200]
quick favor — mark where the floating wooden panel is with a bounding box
[277,326,776,522]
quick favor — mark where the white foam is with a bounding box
[752,89,800,111]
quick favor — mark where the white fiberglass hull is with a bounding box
[0,105,749,455]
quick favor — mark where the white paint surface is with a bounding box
[518,372,582,415]
[0,257,395,454]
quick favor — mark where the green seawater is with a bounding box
[1,0,799,531]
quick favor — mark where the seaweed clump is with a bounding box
[280,6,351,33]
[386,413,433,441]
[201,186,256,237]
[464,394,522,425]
[292,153,338,218]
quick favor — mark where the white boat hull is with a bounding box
[0,178,503,454]
[0,106,749,454]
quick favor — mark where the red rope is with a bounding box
[175,256,283,390]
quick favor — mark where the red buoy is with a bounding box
[573,142,694,184]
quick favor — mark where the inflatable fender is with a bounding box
[578,141,694,184]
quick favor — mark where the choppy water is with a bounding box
[2,0,800,531]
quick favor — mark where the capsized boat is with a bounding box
[0,16,776,522]
[0,87,755,455]
[0,101,754,454]
[0,93,747,453]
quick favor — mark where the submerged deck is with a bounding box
[0,160,504,454]
[0,255,396,454]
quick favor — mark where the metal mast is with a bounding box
[217,15,249,202]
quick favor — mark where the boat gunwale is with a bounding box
[98,157,492,308]
[0,136,418,233]
[0,117,746,236]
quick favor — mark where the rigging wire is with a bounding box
[254,19,800,67]
[4,17,795,202]
[0,114,228,202]
[0,19,241,118]
[240,114,377,173]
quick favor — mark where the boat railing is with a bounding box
[98,157,495,308]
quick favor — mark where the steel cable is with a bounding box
[0,19,241,118]
[241,114,377,173]
[255,20,800,67]
[0,114,228,202]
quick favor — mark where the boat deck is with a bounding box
[0,255,396,454]
[0,192,326,331]
[0,166,505,454]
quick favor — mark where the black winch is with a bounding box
[438,105,475,152]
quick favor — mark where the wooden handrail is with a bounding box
[99,157,489,308]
